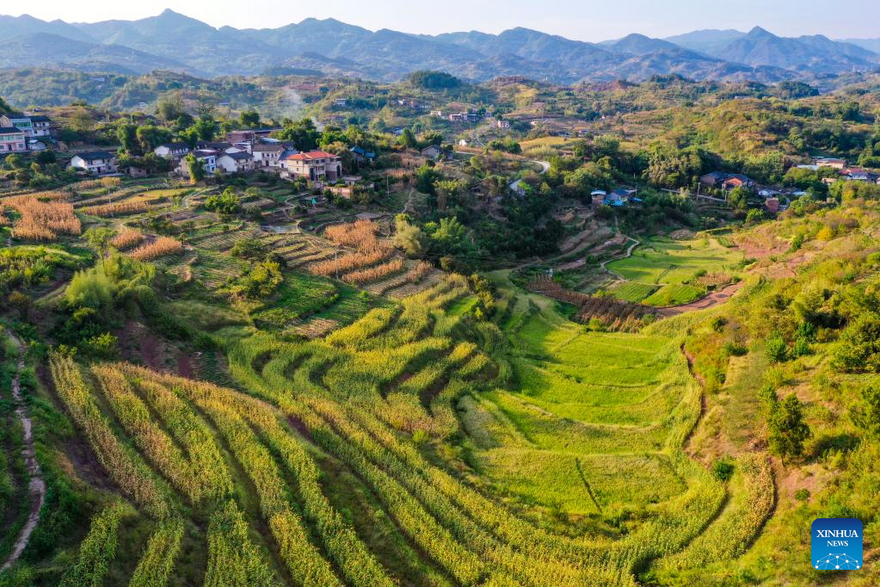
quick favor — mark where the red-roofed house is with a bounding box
[283,150,342,181]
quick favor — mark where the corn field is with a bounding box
[129,237,184,261]
[5,195,81,241]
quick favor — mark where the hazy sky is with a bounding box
[10,0,880,40]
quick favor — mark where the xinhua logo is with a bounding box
[811,518,863,570]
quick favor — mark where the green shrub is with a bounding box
[765,333,789,363]
[712,458,735,482]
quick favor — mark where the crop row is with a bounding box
[309,245,393,277]
[129,237,184,261]
[4,196,81,241]
[79,200,151,217]
[204,500,278,587]
[118,363,395,586]
[59,503,127,587]
[91,365,232,504]
[128,517,185,587]
[49,354,169,518]
[342,258,406,285]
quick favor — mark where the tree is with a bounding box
[35,150,56,166]
[276,118,320,151]
[69,108,95,133]
[834,312,880,372]
[84,227,115,270]
[239,109,261,129]
[398,128,418,149]
[204,187,241,215]
[430,217,472,257]
[728,186,750,214]
[117,123,140,155]
[394,214,428,256]
[136,125,172,153]
[765,332,789,363]
[184,153,206,184]
[192,116,217,141]
[407,71,462,89]
[434,180,462,212]
[157,93,187,122]
[238,260,283,299]
[768,393,811,462]
[642,143,705,188]
[851,385,880,439]
[414,165,440,195]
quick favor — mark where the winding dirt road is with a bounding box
[1,334,45,573]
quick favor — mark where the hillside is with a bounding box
[0,33,190,75]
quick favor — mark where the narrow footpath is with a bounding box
[1,334,45,572]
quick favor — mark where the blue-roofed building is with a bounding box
[350,145,376,163]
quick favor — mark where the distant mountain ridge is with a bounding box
[0,9,876,84]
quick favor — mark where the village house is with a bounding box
[216,151,255,174]
[721,174,755,190]
[0,127,27,153]
[591,190,606,208]
[125,165,149,178]
[840,167,874,182]
[814,157,847,170]
[0,114,53,138]
[197,141,238,153]
[496,119,511,129]
[700,171,755,190]
[177,150,217,178]
[154,142,191,161]
[350,145,375,164]
[283,150,342,182]
[430,110,444,117]
[253,143,291,168]
[699,171,728,187]
[225,128,280,146]
[606,187,638,207]
[765,197,780,213]
[448,111,480,123]
[69,151,118,175]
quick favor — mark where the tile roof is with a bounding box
[286,150,339,161]
[75,151,115,161]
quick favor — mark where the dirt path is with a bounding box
[509,160,550,194]
[657,280,745,317]
[1,334,46,572]
[600,236,640,280]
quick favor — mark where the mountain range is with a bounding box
[0,10,878,84]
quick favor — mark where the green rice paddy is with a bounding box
[606,236,743,306]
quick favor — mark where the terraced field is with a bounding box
[605,236,744,306]
[36,273,777,585]
[464,280,709,517]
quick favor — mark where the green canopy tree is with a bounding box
[768,393,811,463]
[185,153,206,184]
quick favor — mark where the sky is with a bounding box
[9,0,880,40]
